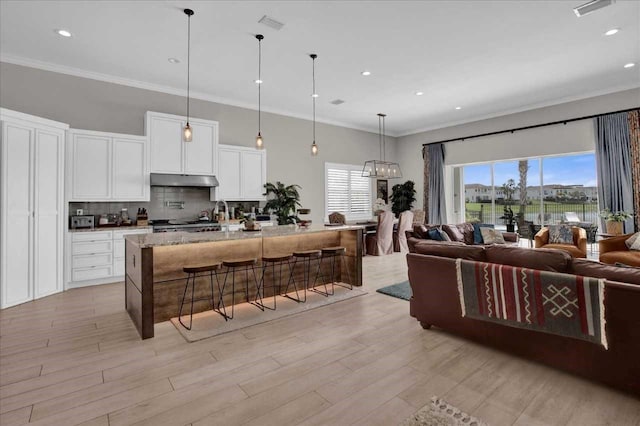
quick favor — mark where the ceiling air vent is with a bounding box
[573,0,615,17]
[258,15,285,31]
[330,99,345,105]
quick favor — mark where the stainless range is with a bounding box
[152,221,222,233]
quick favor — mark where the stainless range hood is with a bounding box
[150,173,219,187]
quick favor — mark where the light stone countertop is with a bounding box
[125,224,364,248]
[69,225,153,233]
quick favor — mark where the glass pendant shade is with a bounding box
[311,141,318,156]
[183,122,193,142]
[256,132,263,149]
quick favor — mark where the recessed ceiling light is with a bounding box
[254,79,263,84]
[415,91,424,96]
[604,28,619,36]
[361,71,371,76]
[455,106,462,110]
[311,93,319,98]
[624,63,636,68]
[55,29,72,37]
[168,58,180,64]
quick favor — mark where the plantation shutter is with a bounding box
[325,163,372,221]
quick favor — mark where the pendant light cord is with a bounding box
[382,115,386,161]
[186,12,191,123]
[378,115,382,161]
[312,56,316,142]
[258,36,261,133]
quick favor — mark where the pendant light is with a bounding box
[362,113,402,178]
[255,34,264,149]
[310,54,319,156]
[182,8,194,142]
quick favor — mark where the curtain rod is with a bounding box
[421,107,640,146]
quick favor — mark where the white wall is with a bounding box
[397,88,640,222]
[0,62,398,225]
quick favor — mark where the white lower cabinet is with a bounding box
[1,109,67,309]
[66,228,151,288]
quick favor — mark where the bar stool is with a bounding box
[256,254,293,311]
[178,262,224,330]
[315,246,352,297]
[283,250,324,303]
[219,258,260,319]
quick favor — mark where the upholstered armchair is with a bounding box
[599,234,640,267]
[534,226,587,258]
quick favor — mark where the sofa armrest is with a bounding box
[600,234,633,254]
[502,232,519,243]
[534,228,549,248]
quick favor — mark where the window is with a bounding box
[325,162,372,221]
[461,152,598,228]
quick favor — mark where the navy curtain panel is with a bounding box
[423,143,447,224]
[595,112,634,233]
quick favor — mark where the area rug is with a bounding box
[170,286,367,342]
[376,280,412,301]
[400,396,488,426]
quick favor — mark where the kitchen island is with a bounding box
[124,224,364,339]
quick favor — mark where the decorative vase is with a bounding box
[605,220,623,235]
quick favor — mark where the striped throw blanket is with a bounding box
[455,259,607,348]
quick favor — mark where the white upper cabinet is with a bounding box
[67,129,148,201]
[1,108,67,309]
[146,111,218,176]
[212,144,266,201]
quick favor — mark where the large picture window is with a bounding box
[325,162,372,221]
[462,153,598,229]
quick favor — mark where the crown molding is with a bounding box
[0,54,383,136]
[397,82,640,138]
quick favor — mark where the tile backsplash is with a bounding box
[70,187,261,222]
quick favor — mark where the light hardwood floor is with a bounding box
[1,253,638,425]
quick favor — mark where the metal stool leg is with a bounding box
[178,272,195,330]
[309,255,331,297]
[283,257,307,303]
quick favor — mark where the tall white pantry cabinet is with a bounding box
[1,109,67,309]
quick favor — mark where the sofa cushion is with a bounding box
[600,251,640,267]
[571,258,640,285]
[473,223,494,244]
[458,223,476,245]
[543,244,587,259]
[480,227,506,244]
[626,232,640,250]
[442,224,464,242]
[414,242,486,261]
[413,224,429,239]
[439,228,452,241]
[484,245,572,273]
[548,224,574,244]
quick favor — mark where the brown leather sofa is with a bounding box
[534,226,587,258]
[406,223,519,252]
[407,243,640,396]
[599,234,640,267]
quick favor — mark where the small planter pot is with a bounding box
[506,224,515,233]
[605,220,623,235]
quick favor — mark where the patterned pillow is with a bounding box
[548,224,573,244]
[625,232,640,251]
[480,227,506,245]
[427,228,444,241]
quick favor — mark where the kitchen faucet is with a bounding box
[214,199,229,232]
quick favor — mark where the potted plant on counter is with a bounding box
[600,209,633,235]
[263,181,301,225]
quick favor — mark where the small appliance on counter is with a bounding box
[70,215,95,229]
